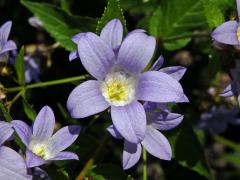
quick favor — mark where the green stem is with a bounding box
[143,147,148,180]
[213,135,240,152]
[5,74,89,93]
[162,31,209,42]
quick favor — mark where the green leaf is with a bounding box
[88,164,128,180]
[60,0,72,14]
[167,120,213,179]
[96,0,127,34]
[164,38,191,51]
[0,101,12,122]
[201,0,225,28]
[22,97,36,121]
[149,0,207,50]
[14,46,25,85]
[21,0,97,51]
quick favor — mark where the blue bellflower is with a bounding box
[13,106,81,168]
[0,21,17,63]
[67,19,188,144]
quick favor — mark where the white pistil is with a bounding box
[100,68,137,106]
[29,140,52,160]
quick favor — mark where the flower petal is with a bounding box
[111,102,146,143]
[100,19,123,50]
[150,55,164,71]
[12,120,32,146]
[0,146,30,180]
[159,66,187,81]
[137,71,187,103]
[32,106,55,141]
[0,21,12,43]
[211,20,239,45]
[67,80,109,118]
[0,122,13,146]
[69,50,78,61]
[77,32,115,80]
[117,32,156,73]
[107,125,123,139]
[142,126,172,160]
[47,125,80,156]
[26,149,46,168]
[0,40,17,54]
[152,112,184,130]
[50,151,79,160]
[237,0,240,19]
[220,84,235,97]
[123,140,142,169]
[72,33,85,44]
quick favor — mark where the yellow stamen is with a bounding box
[237,27,240,42]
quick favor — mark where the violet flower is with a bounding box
[67,19,188,144]
[0,121,14,145]
[0,121,31,179]
[211,0,240,45]
[12,106,81,168]
[108,102,183,169]
[24,55,40,83]
[221,61,240,102]
[198,105,240,134]
[0,21,17,63]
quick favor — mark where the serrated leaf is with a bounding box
[149,0,207,50]
[201,0,225,28]
[22,97,36,121]
[96,0,127,34]
[14,46,25,85]
[21,0,97,51]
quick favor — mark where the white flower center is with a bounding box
[100,68,137,106]
[29,140,52,160]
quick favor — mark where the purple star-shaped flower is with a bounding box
[107,102,183,169]
[0,121,31,179]
[0,21,17,63]
[211,0,240,45]
[198,105,240,134]
[67,19,188,144]
[12,106,81,168]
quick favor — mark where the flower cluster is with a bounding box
[0,17,188,177]
[67,19,188,168]
[0,106,80,179]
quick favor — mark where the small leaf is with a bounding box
[22,97,36,121]
[96,0,127,34]
[201,0,225,28]
[14,46,25,85]
[0,101,12,122]
[21,0,97,51]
